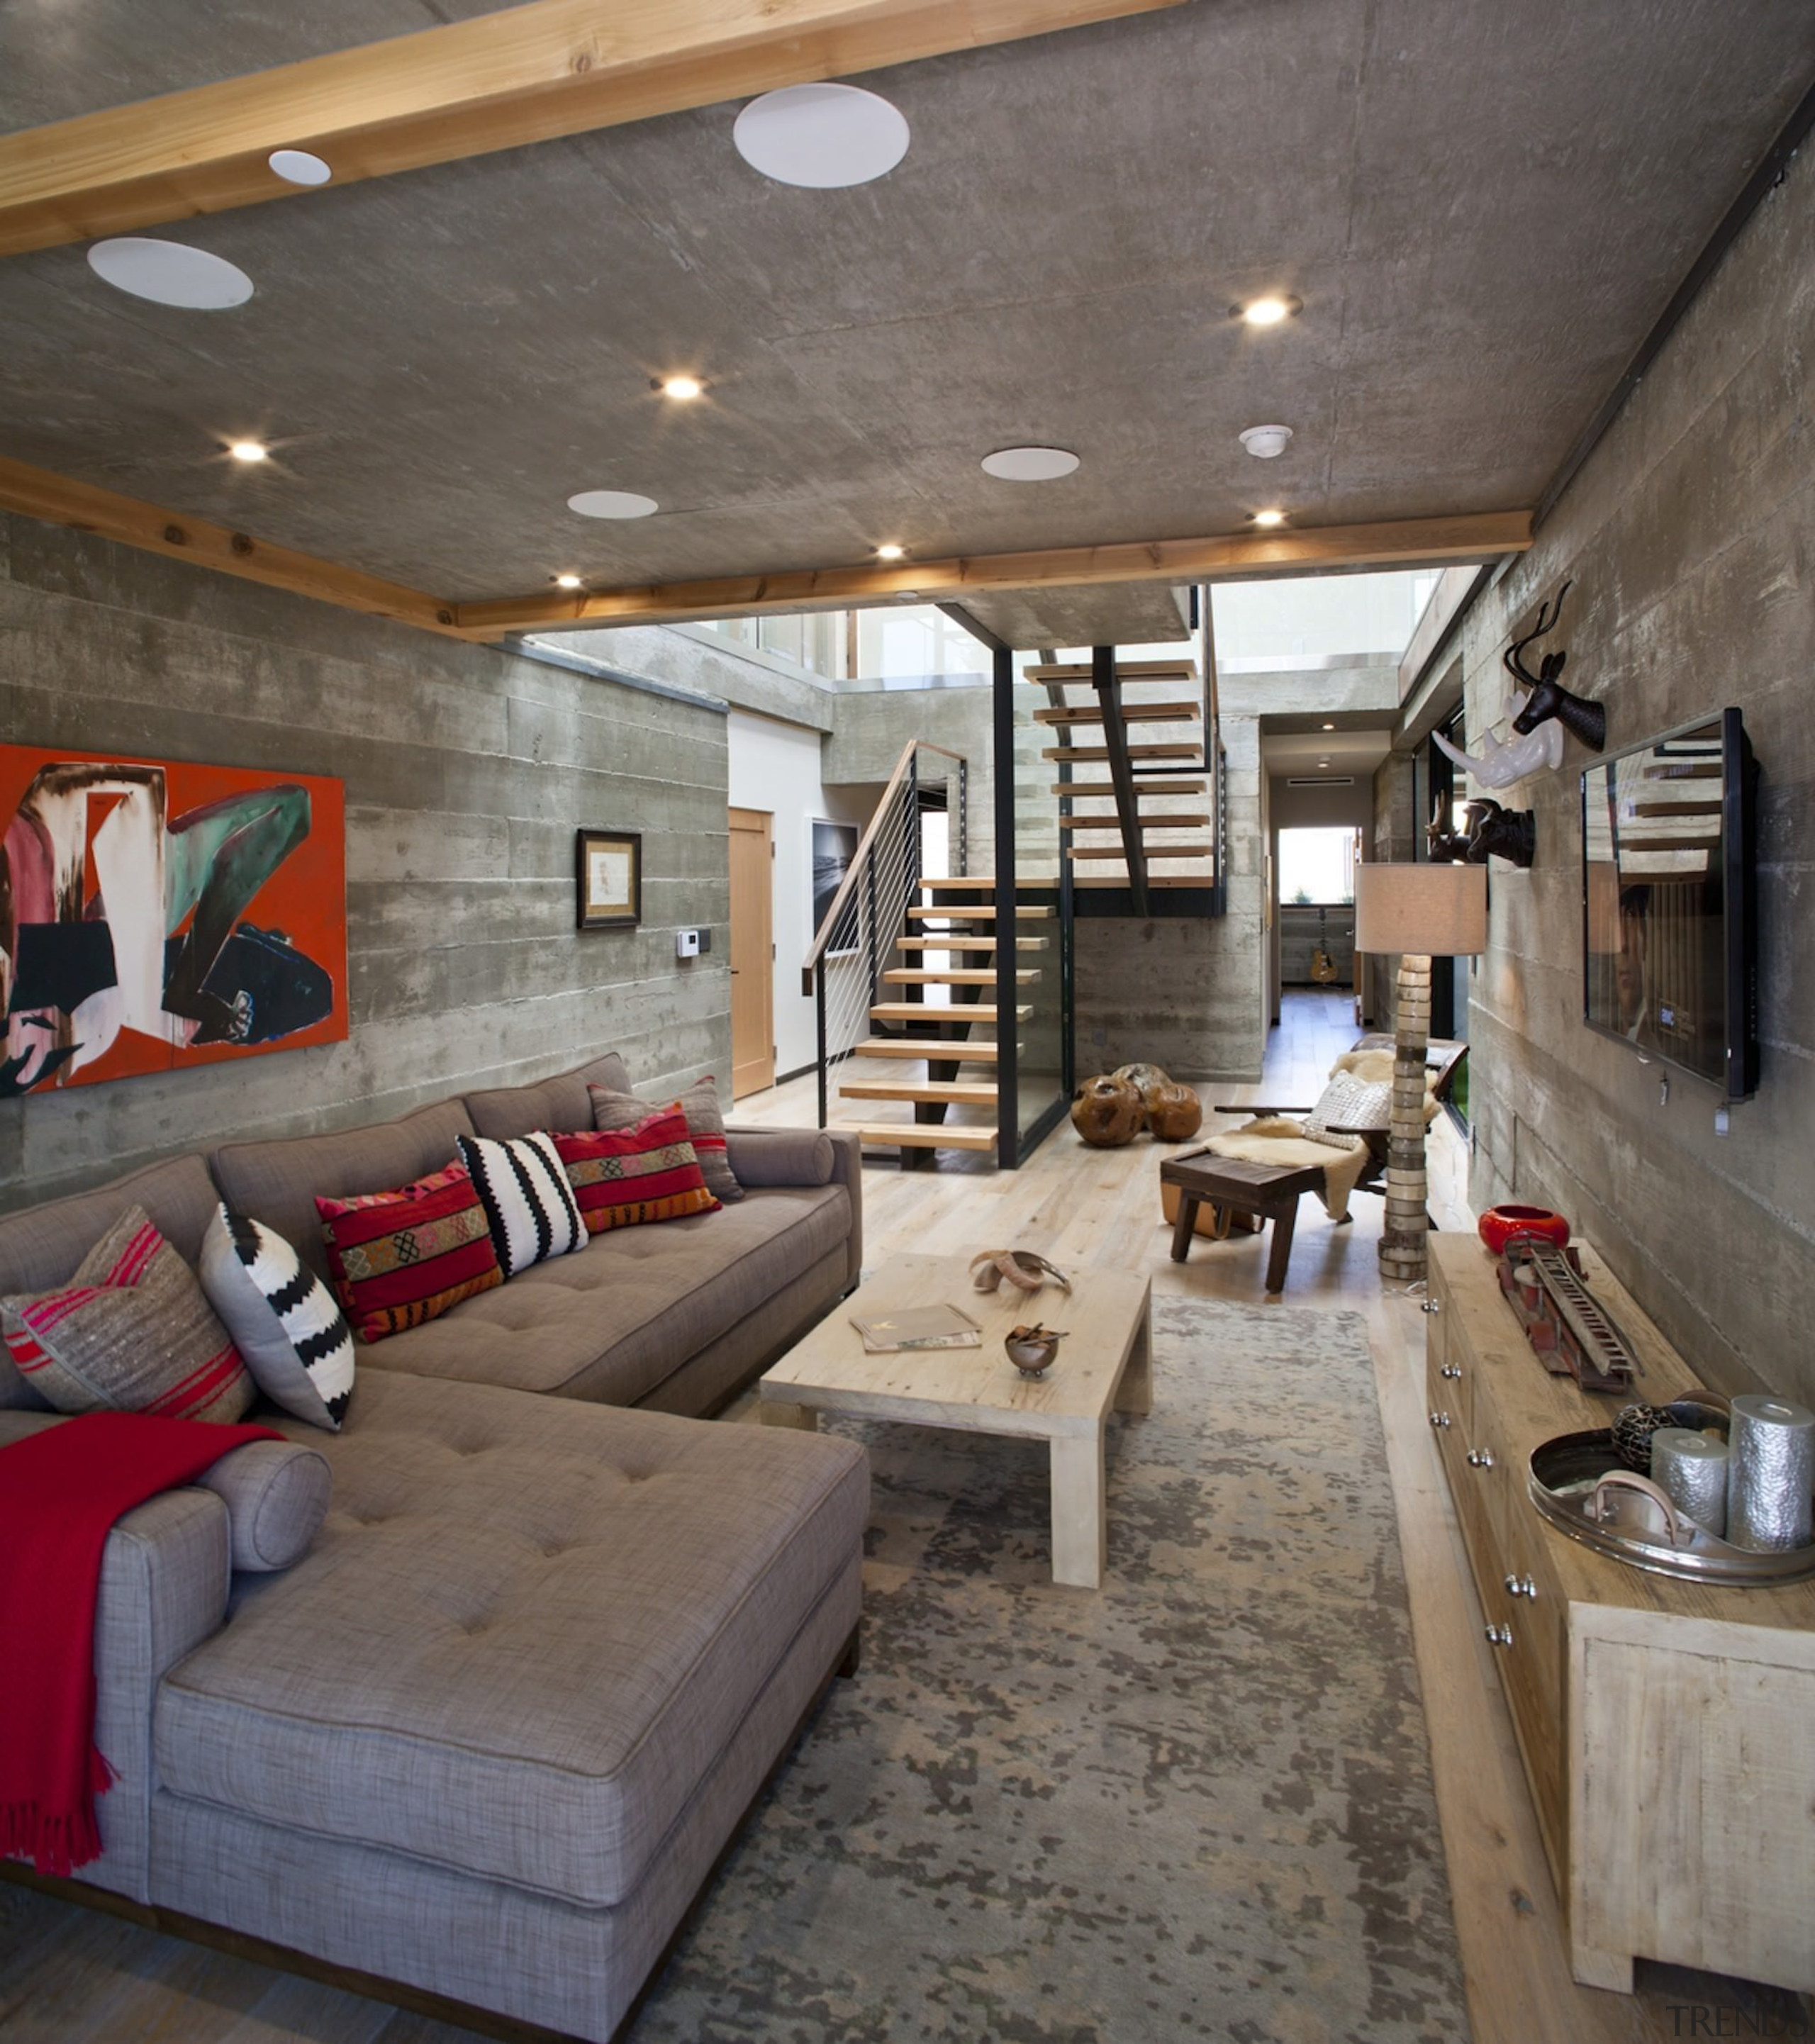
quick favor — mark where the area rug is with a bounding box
[633,1297,1467,2043]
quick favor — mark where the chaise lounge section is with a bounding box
[0,1053,870,2041]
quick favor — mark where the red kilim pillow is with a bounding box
[553,1109,721,1234]
[315,1161,503,1345]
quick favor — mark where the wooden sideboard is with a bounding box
[1426,1233,1815,1996]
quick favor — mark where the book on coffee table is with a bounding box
[849,1302,982,1353]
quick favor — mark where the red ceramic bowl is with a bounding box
[1478,1204,1571,1256]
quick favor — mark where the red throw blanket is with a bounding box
[0,1412,281,1877]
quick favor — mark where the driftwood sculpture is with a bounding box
[1504,580,1606,752]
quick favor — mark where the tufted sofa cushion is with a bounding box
[349,1183,851,1405]
[462,1053,632,1142]
[213,1100,478,1289]
[152,1370,868,1909]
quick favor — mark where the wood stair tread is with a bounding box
[1066,844,1211,861]
[1024,659,1197,681]
[851,1037,1003,1061]
[907,905,1055,921]
[1057,812,1211,830]
[883,968,1039,985]
[1033,701,1202,726]
[1051,778,1207,795]
[1042,743,1202,762]
[895,935,1049,952]
[867,1002,1032,1022]
[838,1080,998,1105]
[1071,874,1216,889]
[848,1123,998,1152]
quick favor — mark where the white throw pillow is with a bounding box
[456,1132,587,1279]
[199,1205,355,1430]
[1303,1071,1392,1149]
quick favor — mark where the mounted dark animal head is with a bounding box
[1426,798,1471,865]
[1504,579,1606,751]
[1463,798,1536,869]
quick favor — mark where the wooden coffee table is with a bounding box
[757,1253,1152,1589]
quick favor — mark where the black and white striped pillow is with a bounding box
[198,1205,356,1431]
[457,1132,587,1279]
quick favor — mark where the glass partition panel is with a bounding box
[1009,669,1067,1154]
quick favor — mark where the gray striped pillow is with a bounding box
[455,1132,588,1279]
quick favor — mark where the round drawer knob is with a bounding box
[1467,1448,1496,1469]
[1483,1623,1513,1648]
[1440,1363,1462,1380]
[1428,1410,1452,1429]
[1502,1573,1538,1599]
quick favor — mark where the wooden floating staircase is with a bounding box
[834,875,1049,1161]
[1028,655,1217,906]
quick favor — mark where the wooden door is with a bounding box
[727,808,775,1098]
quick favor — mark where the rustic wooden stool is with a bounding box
[1159,1154,1328,1297]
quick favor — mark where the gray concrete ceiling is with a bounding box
[1264,728,1392,779]
[951,582,1192,650]
[1,1,1811,605]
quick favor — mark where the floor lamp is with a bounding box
[1353,861,1487,1284]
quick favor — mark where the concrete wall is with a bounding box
[0,514,731,1213]
[1461,145,1815,1404]
[822,683,992,874]
[1074,714,1266,1080]
[1370,753,1419,1027]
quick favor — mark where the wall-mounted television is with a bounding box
[1581,708,1758,1100]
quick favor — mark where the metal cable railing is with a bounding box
[804,742,968,1127]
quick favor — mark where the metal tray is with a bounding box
[1529,1430,1815,1587]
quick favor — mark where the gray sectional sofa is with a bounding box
[0,1053,869,2042]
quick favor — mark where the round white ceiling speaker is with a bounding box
[269,149,333,186]
[86,238,254,309]
[732,84,910,189]
[566,489,659,519]
[1239,423,1294,459]
[980,445,1080,483]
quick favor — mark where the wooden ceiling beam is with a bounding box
[452,511,1535,640]
[0,0,1190,259]
[0,457,462,637]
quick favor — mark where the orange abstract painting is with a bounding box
[0,747,347,1098]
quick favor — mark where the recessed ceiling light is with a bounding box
[554,574,583,589]
[981,445,1080,483]
[733,83,910,189]
[657,374,704,401]
[1322,722,1335,730]
[1318,761,1331,769]
[1239,423,1293,459]
[228,440,267,462]
[1252,509,1287,528]
[567,490,659,520]
[1234,294,1302,326]
[87,238,253,309]
[876,543,906,561]
[269,149,332,187]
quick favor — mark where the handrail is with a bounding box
[800,739,964,989]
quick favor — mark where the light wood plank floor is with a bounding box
[1,995,1797,2043]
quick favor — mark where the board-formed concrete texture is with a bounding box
[1459,143,1815,1409]
[1,4,1811,601]
[952,583,1192,652]
[0,513,733,1214]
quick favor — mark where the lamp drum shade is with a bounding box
[1354,863,1487,956]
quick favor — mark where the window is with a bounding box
[1277,827,1357,905]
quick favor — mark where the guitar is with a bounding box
[1309,907,1339,984]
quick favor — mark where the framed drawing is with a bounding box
[811,819,860,956]
[0,744,347,1100]
[576,829,641,930]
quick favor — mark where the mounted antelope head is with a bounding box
[1504,579,1606,751]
